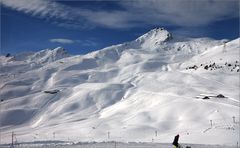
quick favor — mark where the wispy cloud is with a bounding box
[1,0,239,29]
[49,38,74,44]
[1,0,92,29]
[120,0,239,27]
[49,38,98,46]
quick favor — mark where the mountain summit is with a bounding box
[135,27,172,49]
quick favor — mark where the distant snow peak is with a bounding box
[12,47,69,64]
[53,46,66,52]
[136,27,172,49]
[36,47,69,63]
[51,47,68,57]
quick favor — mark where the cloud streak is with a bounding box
[1,0,239,29]
[121,0,239,27]
[49,38,97,47]
[49,38,74,44]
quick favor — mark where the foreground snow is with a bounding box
[0,28,239,146]
[0,141,238,148]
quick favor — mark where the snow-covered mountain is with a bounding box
[1,47,68,63]
[0,28,239,145]
[0,47,69,81]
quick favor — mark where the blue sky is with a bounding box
[1,0,239,55]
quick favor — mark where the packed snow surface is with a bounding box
[0,28,239,146]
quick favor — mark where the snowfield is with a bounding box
[0,141,237,148]
[0,28,239,147]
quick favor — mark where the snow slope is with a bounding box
[0,28,239,146]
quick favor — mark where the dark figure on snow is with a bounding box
[172,134,182,148]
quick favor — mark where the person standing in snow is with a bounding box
[172,134,182,148]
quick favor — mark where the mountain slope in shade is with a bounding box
[0,28,239,145]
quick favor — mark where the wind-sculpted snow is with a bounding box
[0,28,239,146]
[1,109,37,126]
[63,58,98,71]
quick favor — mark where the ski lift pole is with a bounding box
[53,132,56,139]
[223,41,227,52]
[232,116,236,123]
[11,131,14,148]
[0,99,3,145]
[107,131,110,139]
